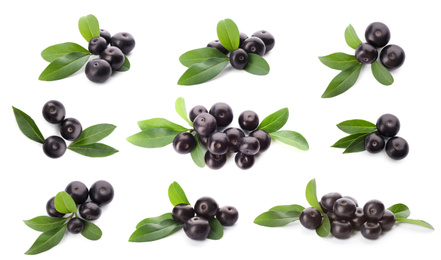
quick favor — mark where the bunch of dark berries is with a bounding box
[173,102,271,170]
[85,30,135,83]
[172,197,238,240]
[356,22,405,69]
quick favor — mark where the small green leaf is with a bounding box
[216,19,240,52]
[395,218,434,230]
[388,203,411,219]
[371,61,394,85]
[316,214,331,237]
[24,224,66,255]
[178,57,229,85]
[137,118,190,132]
[207,218,224,240]
[168,182,190,206]
[305,179,323,213]
[179,47,228,67]
[117,55,130,72]
[318,52,360,70]
[175,97,193,126]
[81,220,102,240]
[136,213,174,229]
[254,210,300,227]
[332,133,368,148]
[344,24,362,49]
[270,130,309,151]
[337,119,377,134]
[78,14,100,42]
[12,106,45,144]
[39,52,91,81]
[257,108,289,133]
[190,134,206,168]
[23,216,66,232]
[343,133,369,154]
[244,53,270,75]
[41,42,90,62]
[127,128,182,148]
[68,143,118,157]
[128,219,182,242]
[54,191,77,214]
[70,124,117,146]
[321,63,363,98]
[268,204,305,213]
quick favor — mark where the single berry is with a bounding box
[327,211,341,223]
[172,204,195,223]
[320,192,342,213]
[299,207,323,229]
[193,113,217,136]
[376,114,400,137]
[173,132,196,154]
[238,110,259,131]
[67,217,85,234]
[198,134,209,147]
[194,196,218,218]
[343,196,358,207]
[207,132,230,155]
[207,40,229,55]
[355,43,378,64]
[386,137,409,160]
[378,209,395,231]
[333,198,357,220]
[204,151,227,170]
[209,103,233,127]
[235,152,255,170]
[43,136,66,159]
[350,207,366,230]
[361,222,382,240]
[100,29,111,45]
[365,132,385,154]
[238,136,260,156]
[380,44,405,70]
[60,118,82,141]
[88,36,108,55]
[229,48,249,70]
[365,22,391,48]
[65,181,88,204]
[249,129,271,153]
[46,196,64,217]
[252,30,275,53]
[331,220,353,239]
[89,180,114,206]
[224,127,245,153]
[42,100,65,124]
[216,206,239,226]
[111,32,136,54]
[100,46,125,70]
[363,199,385,221]
[184,216,210,240]
[79,202,102,220]
[239,32,248,47]
[189,105,208,122]
[85,59,112,83]
[242,37,266,56]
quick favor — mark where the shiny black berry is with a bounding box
[198,134,209,147]
[376,114,400,137]
[380,44,405,70]
[111,32,135,54]
[65,181,88,205]
[343,196,358,207]
[229,48,249,70]
[184,216,210,240]
[204,151,227,170]
[355,43,378,64]
[235,152,255,170]
[224,127,245,153]
[89,180,114,206]
[67,217,85,234]
[100,29,111,45]
[207,40,229,55]
[193,113,217,136]
[350,207,366,230]
[209,103,233,127]
[79,202,102,220]
[386,137,409,160]
[43,136,66,159]
[327,211,341,223]
[331,220,353,239]
[60,118,82,141]
[46,197,64,217]
[238,110,259,131]
[333,198,357,220]
[365,22,390,48]
[42,100,65,124]
[88,36,108,55]
[100,46,125,70]
[364,132,385,154]
[320,192,342,213]
[172,204,195,223]
[299,207,322,230]
[238,136,260,156]
[242,37,266,56]
[216,206,239,226]
[363,199,385,221]
[378,209,395,231]
[194,197,218,218]
[85,59,112,83]
[189,105,208,122]
[252,30,275,53]
[173,132,196,154]
[249,129,271,153]
[239,32,248,46]
[207,132,230,155]
[361,222,382,240]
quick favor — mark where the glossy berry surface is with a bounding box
[111,32,135,54]
[42,100,65,124]
[320,192,342,213]
[173,132,196,154]
[380,44,405,70]
[229,48,249,70]
[343,196,358,207]
[327,211,341,223]
[223,127,245,153]
[299,207,322,230]
[46,196,64,217]
[331,220,353,239]
[378,209,395,231]
[207,40,229,55]
[79,202,102,220]
[67,217,85,234]
[216,206,239,226]
[198,134,209,147]
[88,36,108,55]
[89,180,114,206]
[184,216,210,240]
[207,132,230,155]
[60,118,82,141]
[249,129,271,153]
[242,37,266,56]
[194,196,218,218]
[43,136,66,159]
[172,204,195,223]
[100,29,111,44]
[100,46,125,71]
[365,22,390,48]
[189,105,208,122]
[333,198,357,219]
[386,137,409,160]
[209,103,233,127]
[376,114,400,137]
[193,113,217,136]
[238,110,259,131]
[204,151,227,170]
[364,132,385,154]
[361,222,382,240]
[350,207,366,230]
[252,30,275,53]
[235,152,255,170]
[239,32,248,47]
[355,43,378,64]
[85,59,112,83]
[238,136,260,156]
[363,199,385,221]
[65,181,88,205]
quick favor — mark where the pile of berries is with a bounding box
[356,22,405,69]
[365,114,409,160]
[172,102,271,170]
[172,197,238,240]
[85,29,135,83]
[46,180,114,234]
[300,193,394,240]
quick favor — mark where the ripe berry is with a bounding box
[320,192,342,213]
[239,32,248,47]
[378,209,395,231]
[88,36,108,55]
[299,207,322,229]
[364,132,385,153]
[42,100,65,124]
[207,40,228,55]
[173,132,196,154]
[252,30,275,53]
[363,199,385,221]
[380,44,405,70]
[361,222,382,240]
[224,127,245,153]
[238,136,260,156]
[46,196,64,217]
[350,207,366,230]
[333,198,357,220]
[43,136,66,159]
[207,132,230,155]
[189,105,208,122]
[242,37,266,56]
[184,216,210,240]
[376,114,400,137]
[67,217,85,234]
[355,43,378,64]
[79,202,102,220]
[194,197,218,218]
[229,48,249,70]
[204,151,227,170]
[60,118,82,141]
[249,129,271,153]
[386,137,409,160]
[365,22,391,48]
[198,134,209,146]
[100,46,125,71]
[100,29,111,45]
[65,181,88,205]
[238,110,259,131]
[343,196,358,207]
[331,220,353,239]
[209,103,233,127]
[85,59,112,83]
[216,206,239,226]
[235,152,255,170]
[111,32,136,54]
[193,113,217,136]
[89,180,114,206]
[172,204,195,223]
[327,211,341,223]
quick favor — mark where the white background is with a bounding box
[1,0,440,259]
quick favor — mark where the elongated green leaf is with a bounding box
[332,133,368,148]
[68,143,118,157]
[81,220,102,240]
[136,213,173,229]
[138,118,190,132]
[191,134,206,168]
[388,203,411,219]
[39,52,91,81]
[54,191,77,214]
[175,97,193,126]
[305,179,322,213]
[244,53,270,75]
[257,108,289,133]
[371,61,394,85]
[127,128,182,148]
[179,47,228,67]
[12,106,45,143]
[316,214,331,237]
[318,52,360,70]
[270,130,309,151]
[70,124,116,146]
[343,133,369,154]
[78,14,100,42]
[254,210,300,227]
[344,24,362,49]
[178,57,229,85]
[129,219,182,242]
[23,216,66,232]
[41,42,90,62]
[395,218,434,230]
[117,55,130,72]
[168,182,190,206]
[321,63,363,98]
[216,19,240,51]
[25,224,66,255]
[337,119,377,134]
[269,204,305,213]
[207,218,223,240]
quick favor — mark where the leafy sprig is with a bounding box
[331,119,377,154]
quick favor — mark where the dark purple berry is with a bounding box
[173,132,196,154]
[238,110,259,131]
[89,180,114,206]
[100,29,111,45]
[42,100,65,124]
[252,30,275,53]
[361,222,382,240]
[343,196,358,207]
[111,32,135,54]
[43,136,66,159]
[189,105,208,122]
[172,204,195,223]
[85,59,112,83]
[350,207,366,230]
[386,136,409,160]
[327,211,341,223]
[88,36,107,55]
[320,192,342,213]
[60,118,82,141]
[299,207,322,230]
[79,202,102,220]
[365,22,390,48]
[207,132,230,155]
[46,196,64,217]
[207,40,228,55]
[355,43,378,64]
[331,220,353,239]
[238,136,260,156]
[67,217,85,234]
[376,114,400,137]
[224,127,245,153]
[194,197,218,218]
[216,206,239,226]
[235,152,255,170]
[380,44,405,70]
[209,103,233,127]
[204,151,227,170]
[193,113,217,136]
[198,134,209,147]
[365,132,385,153]
[184,216,210,240]
[229,48,249,70]
[100,46,125,70]
[363,199,385,221]
[333,198,357,220]
[378,209,395,231]
[65,181,88,205]
[239,32,248,47]
[249,129,271,153]
[242,37,266,56]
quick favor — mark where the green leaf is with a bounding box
[257,107,289,133]
[117,55,130,72]
[70,124,117,146]
[128,219,182,242]
[179,47,228,67]
[178,57,229,85]
[305,179,323,213]
[24,224,66,255]
[168,181,190,206]
[38,52,91,81]
[175,97,193,126]
[41,42,90,62]
[216,18,240,51]
[395,218,434,230]
[190,134,206,168]
[388,203,411,219]
[371,61,394,85]
[12,106,45,144]
[343,133,369,154]
[268,204,305,213]
[136,213,174,229]
[244,53,270,75]
[318,52,360,70]
[127,128,182,148]
[78,14,100,42]
[332,133,369,148]
[316,214,331,237]
[68,143,118,157]
[270,130,309,151]
[321,63,363,98]
[137,118,190,132]
[23,216,66,232]
[54,191,77,214]
[81,220,102,240]
[344,24,362,49]
[207,218,224,240]
[337,119,377,134]
[253,210,300,227]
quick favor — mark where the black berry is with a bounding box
[100,46,125,71]
[238,136,260,156]
[67,217,85,234]
[327,211,341,223]
[378,209,395,231]
[320,192,342,213]
[85,59,112,83]
[46,196,64,217]
[204,151,227,170]
[79,201,102,220]
[242,37,266,56]
[333,198,357,220]
[364,132,385,154]
[229,48,249,70]
[386,137,409,160]
[60,118,82,141]
[249,129,271,153]
[184,216,210,240]
[65,181,88,205]
[365,22,390,48]
[355,43,378,64]
[89,180,114,206]
[331,220,353,239]
[100,29,111,45]
[209,103,233,127]
[235,152,255,170]
[172,204,195,223]
[238,110,259,131]
[43,136,66,159]
[173,132,196,154]
[380,44,405,70]
[224,127,245,153]
[42,100,65,124]
[343,196,358,207]
[193,113,217,136]
[111,32,136,54]
[198,134,209,147]
[363,199,385,221]
[252,30,275,53]
[350,207,366,230]
[189,105,208,122]
[299,207,322,230]
[194,196,218,218]
[216,206,239,226]
[88,36,108,55]
[360,222,382,240]
[239,32,248,47]
[207,40,229,55]
[376,114,400,137]
[207,132,230,155]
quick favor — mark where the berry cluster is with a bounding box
[85,30,135,83]
[173,102,271,170]
[172,197,238,240]
[356,22,405,69]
